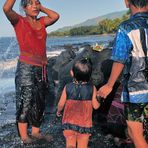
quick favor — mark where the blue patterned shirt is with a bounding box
[111,12,148,103]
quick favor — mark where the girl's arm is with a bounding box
[92,86,100,110]
[56,86,67,117]
[3,0,19,25]
[40,5,60,27]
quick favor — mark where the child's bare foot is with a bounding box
[32,133,53,142]
[21,136,34,144]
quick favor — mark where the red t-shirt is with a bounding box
[14,15,47,66]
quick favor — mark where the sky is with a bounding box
[0,0,127,37]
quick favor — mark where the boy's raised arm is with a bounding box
[3,0,19,25]
[40,5,60,27]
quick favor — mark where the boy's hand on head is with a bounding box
[97,84,113,99]
[38,3,42,11]
[35,0,42,12]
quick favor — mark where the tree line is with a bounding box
[48,12,130,37]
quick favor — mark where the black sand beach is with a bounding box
[0,112,131,148]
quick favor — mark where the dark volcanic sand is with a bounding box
[0,113,135,148]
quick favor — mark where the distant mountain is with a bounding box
[56,10,127,32]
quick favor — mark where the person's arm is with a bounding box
[56,86,67,117]
[92,86,100,109]
[40,5,59,27]
[3,0,19,25]
[97,62,124,99]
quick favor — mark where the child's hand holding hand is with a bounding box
[56,111,62,117]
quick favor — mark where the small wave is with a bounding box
[0,58,17,76]
[47,50,64,58]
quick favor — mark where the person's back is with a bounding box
[62,81,94,133]
[115,8,148,103]
[57,58,100,148]
[97,1,148,148]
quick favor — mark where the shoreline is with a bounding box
[47,34,115,38]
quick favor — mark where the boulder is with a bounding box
[47,44,112,109]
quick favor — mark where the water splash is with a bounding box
[0,38,17,79]
[0,37,17,127]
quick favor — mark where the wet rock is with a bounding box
[47,44,112,106]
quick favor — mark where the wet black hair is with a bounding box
[21,0,30,8]
[72,57,92,82]
[21,0,40,8]
[128,0,148,8]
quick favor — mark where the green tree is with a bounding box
[48,11,130,36]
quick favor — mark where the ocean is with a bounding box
[0,35,114,127]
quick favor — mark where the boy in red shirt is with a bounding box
[3,0,59,144]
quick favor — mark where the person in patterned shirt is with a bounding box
[97,0,148,148]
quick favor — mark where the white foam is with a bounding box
[0,58,17,78]
[47,50,64,58]
[0,50,63,73]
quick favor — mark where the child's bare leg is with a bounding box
[66,136,76,148]
[18,122,28,139]
[32,126,53,141]
[32,126,42,139]
[127,121,148,148]
[63,130,76,148]
[32,126,40,135]
[77,134,90,148]
[18,122,32,143]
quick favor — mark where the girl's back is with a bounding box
[62,81,93,133]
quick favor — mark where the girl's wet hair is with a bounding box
[72,57,92,82]
[21,0,30,8]
[129,0,148,8]
[21,0,40,8]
